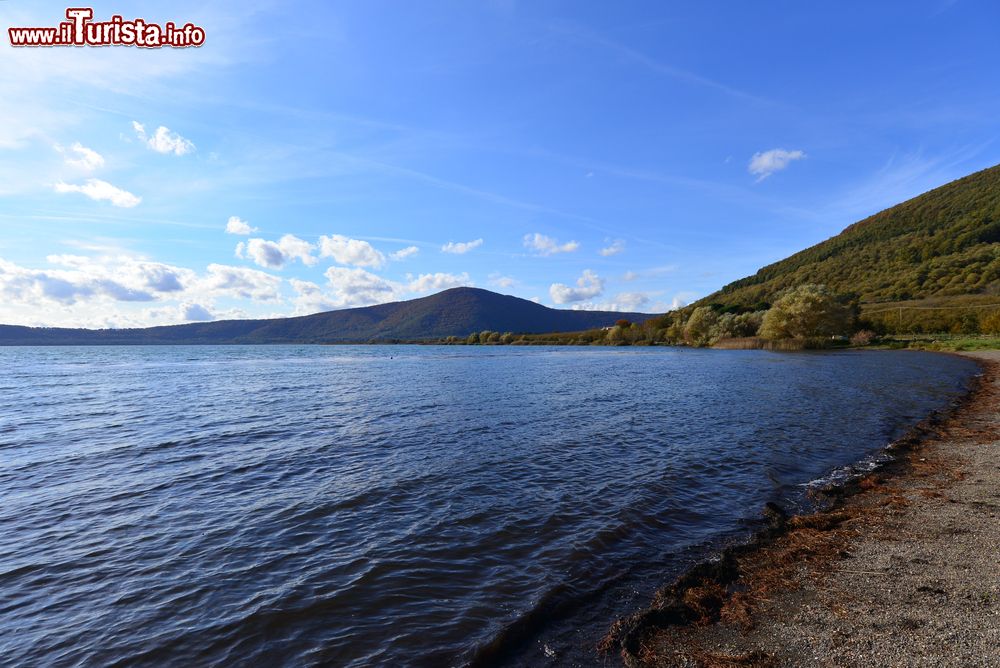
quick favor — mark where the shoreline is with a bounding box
[600,351,998,667]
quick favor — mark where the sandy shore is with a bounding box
[603,351,1000,667]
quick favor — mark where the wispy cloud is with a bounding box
[56,142,104,171]
[54,179,141,208]
[390,246,420,260]
[748,149,806,182]
[599,238,625,256]
[441,238,483,254]
[551,23,773,105]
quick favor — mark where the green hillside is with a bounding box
[705,164,1000,309]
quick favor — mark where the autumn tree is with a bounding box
[759,284,852,339]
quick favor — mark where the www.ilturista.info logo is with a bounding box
[8,8,206,48]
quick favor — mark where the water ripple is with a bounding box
[0,345,978,667]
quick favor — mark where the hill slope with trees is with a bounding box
[705,164,1000,309]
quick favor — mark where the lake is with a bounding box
[0,346,979,666]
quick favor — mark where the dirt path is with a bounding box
[608,351,1000,668]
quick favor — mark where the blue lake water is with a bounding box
[0,346,980,666]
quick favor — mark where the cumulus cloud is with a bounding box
[289,278,339,315]
[57,142,105,171]
[524,232,579,256]
[407,272,472,293]
[200,264,283,302]
[54,179,141,208]
[298,268,472,310]
[237,235,316,269]
[599,239,626,257]
[390,246,419,261]
[225,216,257,235]
[549,269,604,304]
[132,121,195,156]
[0,255,197,307]
[324,266,399,307]
[319,235,386,268]
[441,238,483,254]
[0,252,286,328]
[181,303,214,322]
[748,148,806,181]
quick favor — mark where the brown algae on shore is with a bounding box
[602,352,999,667]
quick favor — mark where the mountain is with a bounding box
[703,164,1000,309]
[0,287,654,345]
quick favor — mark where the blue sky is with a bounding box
[2,0,999,327]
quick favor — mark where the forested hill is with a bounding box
[703,164,1000,308]
[0,287,654,345]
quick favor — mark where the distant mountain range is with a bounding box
[0,287,654,345]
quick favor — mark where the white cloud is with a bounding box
[670,291,700,309]
[324,266,399,307]
[0,255,197,308]
[57,142,104,171]
[181,303,214,322]
[304,267,472,310]
[748,148,806,181]
[599,239,626,257]
[132,121,195,156]
[225,216,257,235]
[441,238,483,254]
[0,248,284,328]
[407,272,472,293]
[549,269,604,304]
[524,232,580,256]
[489,273,517,289]
[289,278,339,315]
[319,234,386,268]
[390,246,419,261]
[239,235,316,269]
[200,264,283,302]
[53,179,141,208]
[569,292,651,312]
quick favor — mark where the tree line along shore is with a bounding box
[434,283,1000,352]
